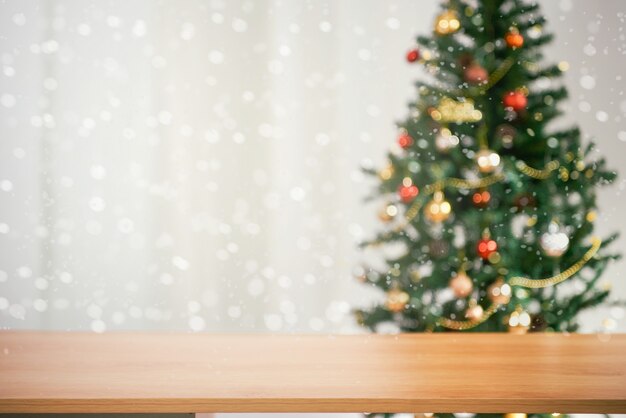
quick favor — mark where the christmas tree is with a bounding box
[356,0,620,344]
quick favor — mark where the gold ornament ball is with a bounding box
[423,191,452,223]
[508,308,531,334]
[487,277,512,305]
[379,164,394,181]
[586,210,597,222]
[504,414,527,418]
[385,289,410,313]
[434,10,461,35]
[465,303,484,321]
[354,311,365,326]
[435,127,459,153]
[378,203,398,222]
[449,272,473,298]
[475,149,501,173]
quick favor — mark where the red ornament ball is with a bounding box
[477,238,497,260]
[398,184,419,203]
[464,63,488,85]
[397,132,413,149]
[472,190,491,207]
[503,90,527,111]
[505,31,524,48]
[406,49,420,63]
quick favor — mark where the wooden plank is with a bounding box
[0,332,624,413]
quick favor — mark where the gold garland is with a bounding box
[401,174,504,225]
[403,197,427,224]
[443,173,505,190]
[381,160,559,235]
[437,303,500,330]
[508,238,602,288]
[417,159,559,214]
[438,238,602,330]
[515,160,560,179]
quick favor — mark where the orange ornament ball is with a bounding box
[385,289,410,313]
[505,30,524,48]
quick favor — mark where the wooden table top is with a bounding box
[0,332,625,414]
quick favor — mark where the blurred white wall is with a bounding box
[0,0,624,335]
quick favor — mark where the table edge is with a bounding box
[1,398,626,414]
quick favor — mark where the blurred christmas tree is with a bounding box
[356,0,620,351]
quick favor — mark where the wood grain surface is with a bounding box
[0,332,624,413]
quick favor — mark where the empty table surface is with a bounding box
[0,332,625,413]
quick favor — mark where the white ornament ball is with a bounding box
[540,221,570,257]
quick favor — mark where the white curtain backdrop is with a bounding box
[1,0,624,333]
